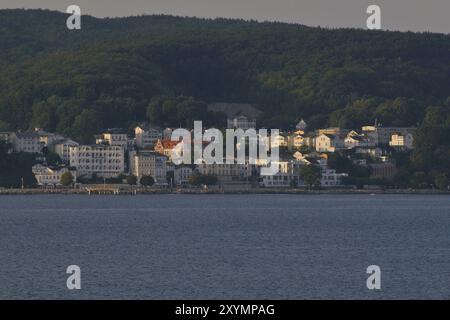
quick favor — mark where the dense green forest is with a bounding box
[1,9,449,136]
[0,9,450,188]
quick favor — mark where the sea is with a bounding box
[0,194,449,299]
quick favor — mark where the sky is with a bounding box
[1,0,449,34]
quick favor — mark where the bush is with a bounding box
[60,172,74,186]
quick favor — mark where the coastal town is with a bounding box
[0,104,419,193]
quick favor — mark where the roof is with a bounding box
[14,132,40,139]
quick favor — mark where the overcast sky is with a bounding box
[1,0,449,34]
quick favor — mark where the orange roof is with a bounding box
[161,139,180,149]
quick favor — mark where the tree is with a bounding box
[140,175,155,187]
[189,173,218,186]
[434,173,448,190]
[299,165,322,188]
[60,172,74,186]
[126,175,137,185]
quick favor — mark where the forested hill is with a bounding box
[0,9,450,142]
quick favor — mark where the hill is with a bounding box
[0,9,449,142]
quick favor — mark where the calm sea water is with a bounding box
[0,194,449,299]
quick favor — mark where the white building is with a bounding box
[174,166,194,186]
[135,125,162,148]
[227,115,256,130]
[53,139,79,164]
[320,169,348,187]
[69,145,125,178]
[32,164,76,186]
[197,161,254,183]
[96,129,128,150]
[10,132,44,153]
[260,160,305,187]
[10,128,63,154]
[129,150,167,185]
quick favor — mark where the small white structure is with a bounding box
[32,164,75,186]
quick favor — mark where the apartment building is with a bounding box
[69,145,125,178]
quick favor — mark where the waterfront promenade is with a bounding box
[1,185,449,195]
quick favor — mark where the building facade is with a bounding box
[32,164,76,186]
[130,150,167,185]
[227,116,256,130]
[135,125,163,148]
[69,145,125,178]
[53,139,79,164]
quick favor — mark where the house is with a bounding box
[315,128,349,153]
[154,139,182,160]
[389,133,414,149]
[344,130,377,149]
[32,164,76,186]
[96,129,128,150]
[227,115,256,130]
[53,138,79,164]
[288,134,306,150]
[69,145,125,178]
[135,124,163,148]
[362,125,416,145]
[315,134,342,153]
[271,133,288,148]
[129,150,167,185]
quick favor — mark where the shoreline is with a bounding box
[1,187,449,196]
